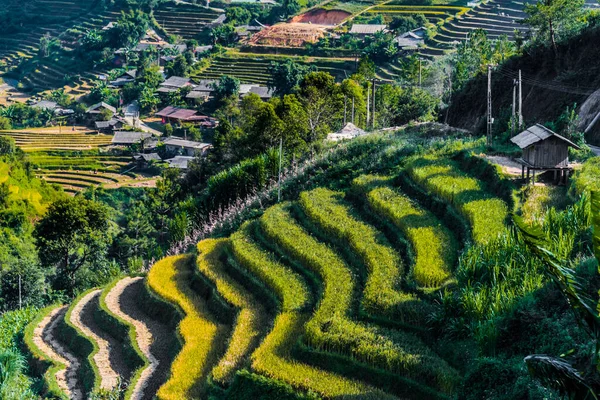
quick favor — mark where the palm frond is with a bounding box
[524,354,597,400]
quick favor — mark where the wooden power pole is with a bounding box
[512,78,517,135]
[486,64,493,146]
[518,69,523,129]
[366,81,370,128]
[372,79,376,130]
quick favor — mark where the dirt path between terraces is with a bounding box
[72,290,132,390]
[33,306,84,400]
[104,277,173,400]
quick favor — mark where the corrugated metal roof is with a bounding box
[112,131,152,144]
[163,136,211,149]
[510,124,581,149]
[349,24,387,34]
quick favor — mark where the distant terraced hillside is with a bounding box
[154,2,222,40]
[195,53,357,84]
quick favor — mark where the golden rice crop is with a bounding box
[230,223,395,399]
[407,157,508,244]
[298,188,417,321]
[353,175,457,288]
[260,203,459,392]
[195,239,267,385]
[147,254,226,400]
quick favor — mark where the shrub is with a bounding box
[406,156,508,244]
[230,222,392,399]
[260,203,459,393]
[147,255,225,400]
[353,175,457,287]
[298,188,418,322]
[225,369,320,400]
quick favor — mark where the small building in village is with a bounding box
[95,117,126,133]
[155,106,218,128]
[86,102,117,124]
[510,124,581,184]
[111,131,153,146]
[164,155,195,170]
[109,70,137,87]
[162,136,212,157]
[157,76,194,94]
[349,24,387,37]
[394,27,426,51]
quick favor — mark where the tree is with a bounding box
[389,14,428,33]
[165,54,190,77]
[212,75,241,102]
[139,86,160,113]
[225,7,252,25]
[34,197,110,291]
[298,72,343,148]
[267,60,316,96]
[280,0,301,18]
[523,0,585,53]
[210,24,237,46]
[0,118,11,131]
[106,10,150,48]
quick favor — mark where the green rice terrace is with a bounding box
[194,53,358,84]
[15,130,600,399]
[154,2,223,39]
[0,127,152,194]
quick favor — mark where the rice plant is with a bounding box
[147,254,226,400]
[195,239,267,385]
[230,222,394,399]
[298,188,418,322]
[353,175,457,288]
[260,203,460,393]
[406,156,508,244]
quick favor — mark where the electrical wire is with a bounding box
[495,67,598,96]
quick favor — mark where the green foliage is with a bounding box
[225,370,320,400]
[523,0,586,51]
[389,14,428,33]
[106,10,151,49]
[267,60,317,97]
[225,7,252,25]
[212,75,241,101]
[34,197,112,292]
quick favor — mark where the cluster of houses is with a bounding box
[347,25,427,52]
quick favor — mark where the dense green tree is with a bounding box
[165,54,191,77]
[212,75,241,102]
[0,137,15,156]
[523,0,585,52]
[210,24,237,46]
[226,7,252,25]
[106,10,150,49]
[267,60,316,96]
[389,14,428,33]
[34,197,111,291]
[0,117,11,130]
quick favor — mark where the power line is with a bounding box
[496,68,598,96]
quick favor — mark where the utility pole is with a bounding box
[372,79,376,130]
[18,274,22,310]
[486,64,493,146]
[518,69,523,129]
[444,71,452,125]
[344,95,347,125]
[351,97,355,124]
[366,81,370,129]
[277,137,283,202]
[418,58,422,87]
[512,78,517,135]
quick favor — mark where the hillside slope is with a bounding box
[447,27,600,144]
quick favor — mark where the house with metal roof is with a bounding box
[349,24,387,37]
[164,155,195,170]
[157,76,194,93]
[394,28,426,50]
[111,131,152,146]
[510,124,581,184]
[162,136,212,157]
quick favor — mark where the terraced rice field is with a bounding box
[24,149,511,399]
[0,127,112,151]
[0,0,120,79]
[195,54,357,84]
[365,4,469,25]
[154,3,222,39]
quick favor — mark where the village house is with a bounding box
[86,102,117,124]
[349,24,388,37]
[186,80,217,103]
[244,85,274,101]
[162,136,212,157]
[95,117,127,133]
[157,76,194,93]
[133,152,161,168]
[109,70,137,87]
[111,131,153,146]
[510,124,581,184]
[394,27,426,51]
[155,106,218,128]
[164,155,195,170]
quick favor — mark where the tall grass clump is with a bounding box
[406,156,508,244]
[298,188,419,322]
[571,157,600,195]
[147,254,227,400]
[230,222,394,399]
[3,307,39,399]
[436,196,592,354]
[353,175,457,288]
[260,203,459,393]
[195,239,267,385]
